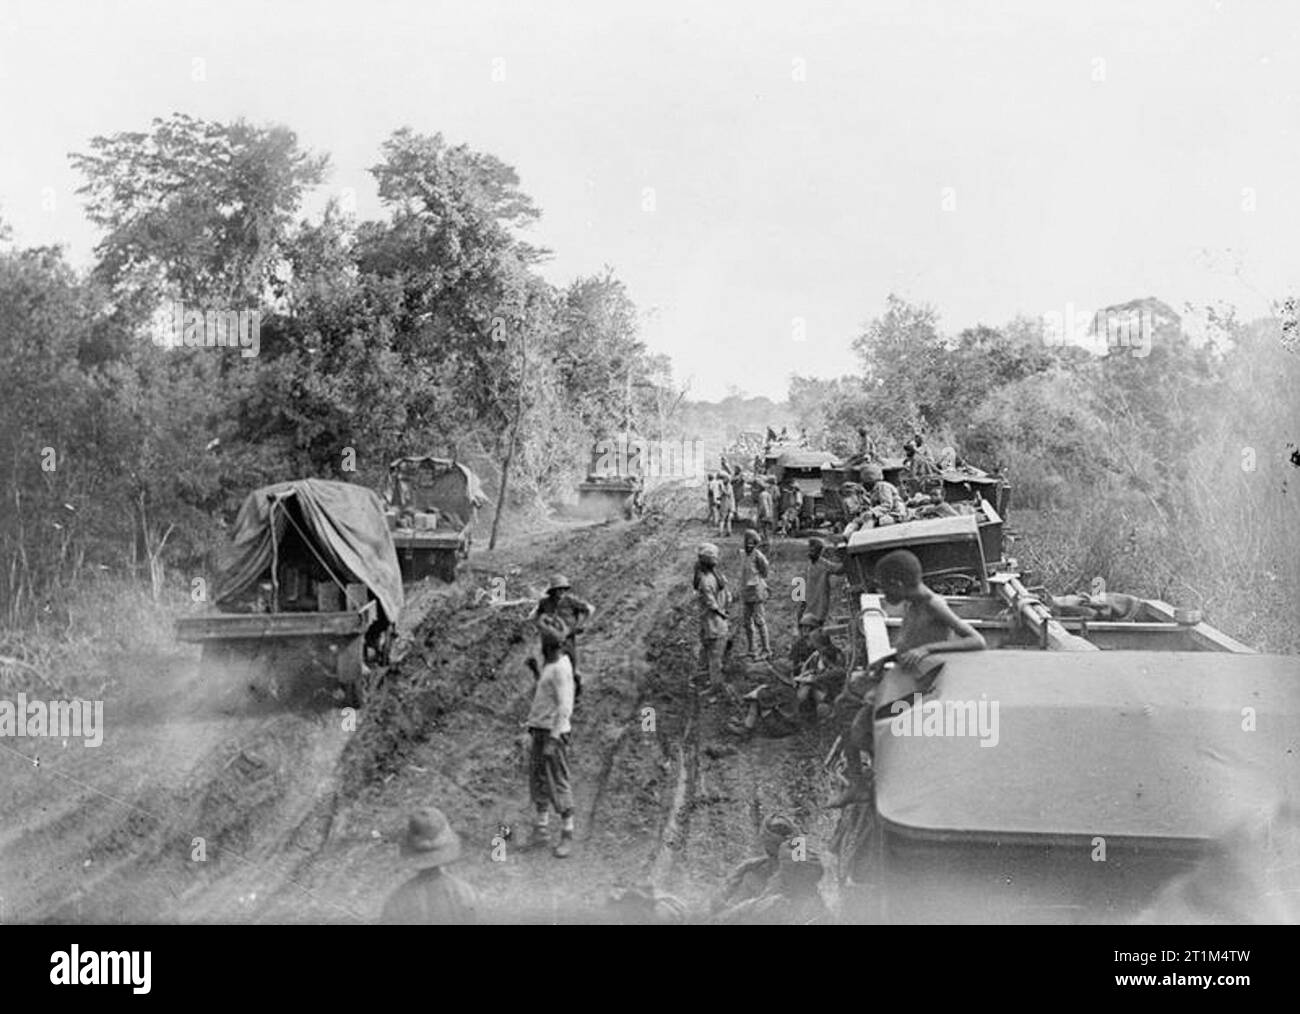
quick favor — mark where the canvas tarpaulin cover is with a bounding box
[874,650,1300,843]
[214,479,404,625]
[388,457,487,530]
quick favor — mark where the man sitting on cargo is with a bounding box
[828,549,986,808]
[842,465,908,535]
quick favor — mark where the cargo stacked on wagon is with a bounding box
[383,456,486,582]
[827,512,1300,922]
[934,466,1010,517]
[174,479,403,709]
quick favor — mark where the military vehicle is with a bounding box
[175,479,403,709]
[820,461,1007,548]
[929,466,1011,517]
[769,449,841,528]
[576,435,645,520]
[825,512,1300,922]
[383,456,486,582]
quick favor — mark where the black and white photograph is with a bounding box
[0,0,1296,979]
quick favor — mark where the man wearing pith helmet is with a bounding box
[530,572,595,670]
[380,807,479,924]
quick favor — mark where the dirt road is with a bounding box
[0,483,842,923]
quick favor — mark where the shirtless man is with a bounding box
[828,549,986,808]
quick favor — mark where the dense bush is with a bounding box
[1,116,678,624]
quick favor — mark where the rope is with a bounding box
[272,496,350,598]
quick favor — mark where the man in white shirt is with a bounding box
[525,616,578,858]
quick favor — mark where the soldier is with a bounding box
[902,439,936,483]
[624,475,646,519]
[529,574,595,671]
[793,627,847,722]
[740,528,772,661]
[525,616,578,857]
[856,426,878,461]
[844,464,908,534]
[730,469,745,517]
[779,479,804,535]
[714,824,828,925]
[694,542,730,695]
[717,477,735,537]
[797,537,844,637]
[755,479,775,544]
[709,814,798,917]
[380,808,479,924]
[728,661,800,740]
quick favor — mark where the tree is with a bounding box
[849,294,948,435]
[0,244,96,618]
[551,269,646,434]
[357,128,547,442]
[72,113,328,311]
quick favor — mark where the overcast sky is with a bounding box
[1,0,1297,399]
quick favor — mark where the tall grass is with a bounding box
[1015,463,1300,654]
[0,571,190,697]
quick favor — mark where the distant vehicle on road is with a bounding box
[383,456,486,582]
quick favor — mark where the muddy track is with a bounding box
[1,487,846,923]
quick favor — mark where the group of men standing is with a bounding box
[692,533,845,694]
[707,467,796,540]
